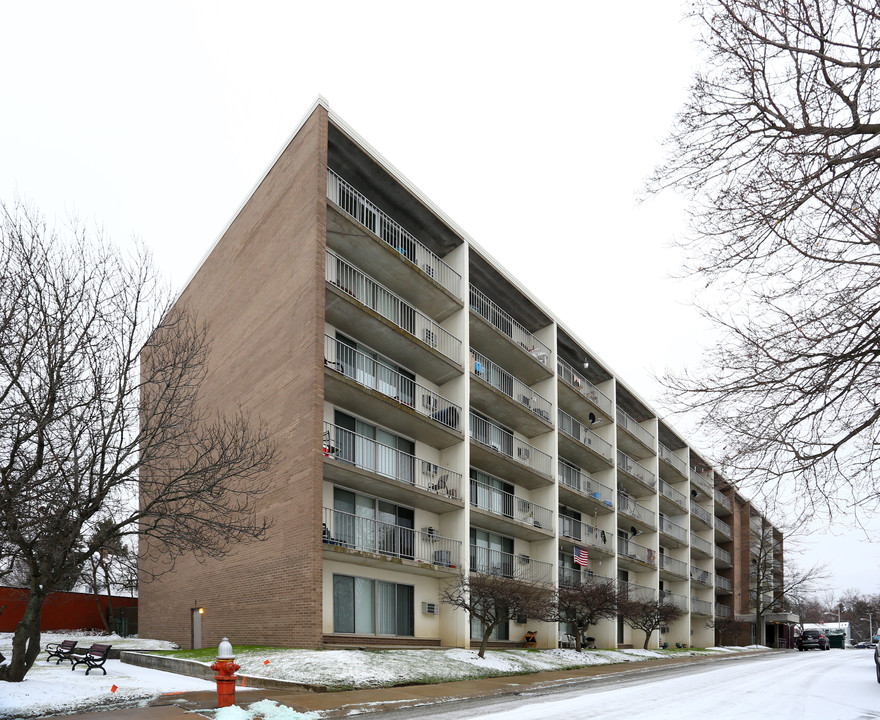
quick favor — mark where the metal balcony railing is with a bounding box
[714,488,732,511]
[689,468,713,496]
[558,409,614,463]
[715,546,732,564]
[559,567,613,588]
[658,442,688,477]
[659,479,688,510]
[715,575,733,592]
[658,515,687,543]
[715,517,732,538]
[470,348,552,423]
[556,358,613,415]
[690,499,713,525]
[690,566,713,586]
[470,477,553,529]
[659,554,688,577]
[470,545,555,584]
[659,589,688,609]
[690,533,713,555]
[750,515,764,534]
[620,580,656,602]
[324,335,461,431]
[616,407,655,448]
[617,538,657,567]
[469,412,552,476]
[326,251,462,365]
[560,516,615,552]
[715,603,732,618]
[617,450,656,488]
[557,459,615,509]
[322,507,461,567]
[327,169,461,297]
[469,284,551,365]
[323,422,462,498]
[691,597,714,615]
[617,493,656,527]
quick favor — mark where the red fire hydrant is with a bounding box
[210,637,240,708]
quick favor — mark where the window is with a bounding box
[470,468,514,517]
[332,488,415,559]
[470,528,514,577]
[333,411,415,483]
[333,574,414,636]
[470,608,509,641]
[334,333,416,405]
[558,506,582,541]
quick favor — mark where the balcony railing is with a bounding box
[620,580,655,602]
[558,459,614,509]
[469,413,552,476]
[560,516,615,552]
[715,603,732,618]
[690,533,713,555]
[691,597,714,615]
[470,476,553,529]
[714,488,732,511]
[616,407,655,448]
[470,545,555,584]
[470,348,552,423]
[326,251,462,365]
[659,554,688,577]
[690,565,713,586]
[658,442,688,477]
[659,479,688,510]
[617,493,656,527]
[324,335,461,431]
[323,507,461,567]
[558,409,614,463]
[559,567,612,588]
[715,517,732,538]
[690,500,713,526]
[556,358,613,415]
[469,285,551,365]
[617,538,657,567]
[689,468,713,496]
[327,169,461,297]
[715,546,732,564]
[715,575,733,592]
[617,450,656,489]
[323,422,462,498]
[660,590,688,610]
[658,515,687,543]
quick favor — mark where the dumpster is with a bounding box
[827,628,846,649]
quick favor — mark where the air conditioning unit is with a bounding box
[422,394,438,411]
[421,461,438,476]
[421,526,438,540]
[423,263,436,279]
[424,328,438,348]
[518,554,531,564]
[517,447,531,460]
[422,602,440,615]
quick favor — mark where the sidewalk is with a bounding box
[63,650,774,719]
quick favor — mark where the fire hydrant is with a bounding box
[210,637,240,708]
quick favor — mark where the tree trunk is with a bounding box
[643,632,651,650]
[0,585,46,682]
[478,625,494,659]
[574,626,583,652]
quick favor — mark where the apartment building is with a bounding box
[138,99,787,651]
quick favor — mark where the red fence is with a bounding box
[0,586,138,632]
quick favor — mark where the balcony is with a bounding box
[620,580,656,602]
[616,407,654,458]
[324,335,462,448]
[714,488,732,514]
[658,516,688,546]
[659,590,688,610]
[617,450,656,494]
[469,348,553,435]
[326,169,462,318]
[690,499,713,529]
[715,603,732,618]
[659,479,688,514]
[469,413,553,488]
[690,533,713,558]
[658,442,688,481]
[470,545,555,584]
[556,358,613,419]
[558,409,614,471]
[560,516,615,555]
[691,597,714,616]
[325,251,462,383]
[617,538,657,569]
[322,507,461,576]
[558,459,615,514]
[617,493,656,531]
[469,285,552,384]
[659,554,689,580]
[470,476,554,541]
[714,517,732,541]
[715,546,733,567]
[559,567,613,589]
[322,422,463,513]
[690,565,713,587]
[715,575,733,593]
[689,468,713,498]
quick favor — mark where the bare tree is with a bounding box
[553,577,619,652]
[439,572,553,659]
[0,203,275,682]
[78,520,138,634]
[706,615,752,647]
[649,0,880,521]
[619,595,684,650]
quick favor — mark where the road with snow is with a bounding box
[391,649,879,720]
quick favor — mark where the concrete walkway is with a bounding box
[65,651,774,719]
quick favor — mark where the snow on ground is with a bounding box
[0,633,767,720]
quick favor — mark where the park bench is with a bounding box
[70,643,112,675]
[45,639,78,664]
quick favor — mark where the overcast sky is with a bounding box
[2,1,877,600]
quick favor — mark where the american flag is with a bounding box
[574,547,589,567]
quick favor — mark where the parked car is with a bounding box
[875,643,880,683]
[856,641,876,649]
[797,629,830,651]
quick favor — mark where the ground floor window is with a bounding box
[332,574,414,636]
[470,608,510,641]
